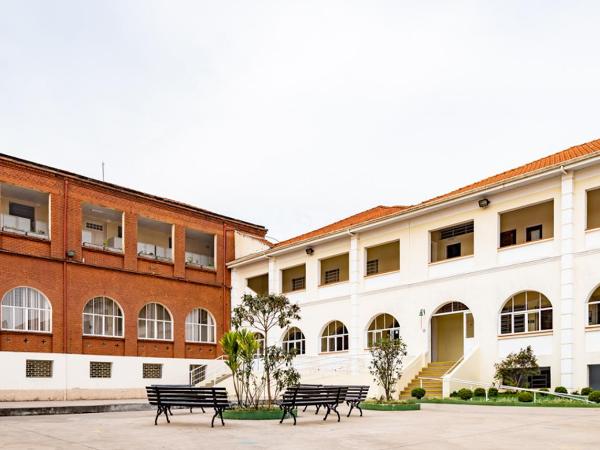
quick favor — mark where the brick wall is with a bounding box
[0,156,266,360]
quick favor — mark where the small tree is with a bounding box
[368,337,407,401]
[265,346,301,400]
[494,346,539,388]
[232,293,300,406]
[220,329,260,407]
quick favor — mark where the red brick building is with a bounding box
[0,154,268,400]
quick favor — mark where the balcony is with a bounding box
[247,273,268,296]
[0,183,49,239]
[587,188,600,231]
[137,217,173,262]
[282,264,306,293]
[185,229,215,269]
[320,253,349,285]
[499,200,553,249]
[430,221,474,263]
[365,241,400,276]
[81,203,123,252]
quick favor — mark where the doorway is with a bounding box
[431,302,474,362]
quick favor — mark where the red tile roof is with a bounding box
[272,138,600,250]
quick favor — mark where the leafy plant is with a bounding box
[232,293,300,407]
[449,391,459,398]
[368,337,407,401]
[458,388,473,401]
[581,387,592,396]
[411,387,426,399]
[518,391,534,402]
[554,386,568,394]
[265,345,301,400]
[588,391,600,403]
[473,388,486,397]
[487,387,499,398]
[494,346,539,388]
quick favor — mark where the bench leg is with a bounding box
[154,406,163,426]
[279,406,288,424]
[219,409,225,426]
[315,405,321,415]
[211,409,219,428]
[347,403,354,418]
[201,406,205,414]
[165,408,171,424]
[332,405,341,422]
[357,403,363,417]
[323,405,331,421]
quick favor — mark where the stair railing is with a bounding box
[419,376,443,389]
[190,355,228,386]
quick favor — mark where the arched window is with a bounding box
[367,313,400,347]
[185,308,216,343]
[589,287,600,326]
[138,303,173,340]
[1,287,51,332]
[321,320,348,353]
[83,296,123,337]
[500,291,552,335]
[254,332,265,356]
[282,327,305,355]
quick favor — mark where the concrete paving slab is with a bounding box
[0,403,597,450]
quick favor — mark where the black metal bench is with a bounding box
[146,385,231,427]
[343,385,370,417]
[279,385,348,425]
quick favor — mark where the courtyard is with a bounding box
[0,403,597,450]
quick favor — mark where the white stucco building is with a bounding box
[229,138,600,397]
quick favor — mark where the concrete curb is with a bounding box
[0,402,152,417]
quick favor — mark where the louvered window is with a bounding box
[440,222,474,239]
[85,222,103,231]
[324,269,340,284]
[366,259,379,275]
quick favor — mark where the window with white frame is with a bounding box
[1,287,51,332]
[367,313,400,347]
[83,296,124,337]
[589,286,600,326]
[499,291,552,335]
[185,308,216,343]
[138,303,173,340]
[320,320,349,353]
[254,332,265,357]
[282,327,305,355]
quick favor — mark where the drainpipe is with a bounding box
[62,179,69,400]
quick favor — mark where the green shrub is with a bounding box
[589,391,600,403]
[487,387,499,398]
[571,390,579,396]
[581,387,592,396]
[518,391,534,402]
[411,387,426,399]
[473,388,486,397]
[554,386,568,394]
[449,391,458,398]
[458,388,473,401]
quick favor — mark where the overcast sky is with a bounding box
[1,1,599,240]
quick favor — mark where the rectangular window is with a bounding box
[527,366,551,389]
[90,361,112,378]
[81,203,124,251]
[324,269,340,284]
[365,241,399,275]
[513,314,526,333]
[500,315,512,334]
[590,364,600,390]
[143,363,163,379]
[526,224,543,242]
[540,309,553,330]
[587,188,600,230]
[500,229,517,248]
[26,360,53,378]
[446,243,461,259]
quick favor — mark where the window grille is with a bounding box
[86,222,103,231]
[324,269,340,284]
[439,222,474,240]
[143,363,162,379]
[26,360,53,378]
[366,259,379,275]
[291,277,305,291]
[90,361,112,378]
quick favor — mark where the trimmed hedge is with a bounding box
[458,388,473,401]
[411,388,426,399]
[581,387,592,396]
[473,388,486,397]
[361,402,420,411]
[554,386,568,394]
[222,408,291,420]
[589,391,600,404]
[487,387,499,398]
[518,391,534,403]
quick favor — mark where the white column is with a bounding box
[349,233,360,374]
[268,257,278,294]
[560,172,575,389]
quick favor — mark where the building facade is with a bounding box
[230,139,600,396]
[0,154,267,400]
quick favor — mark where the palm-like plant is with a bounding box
[220,331,242,405]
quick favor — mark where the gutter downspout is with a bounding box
[62,179,68,400]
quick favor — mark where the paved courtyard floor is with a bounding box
[0,403,598,450]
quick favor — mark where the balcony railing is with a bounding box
[0,214,49,239]
[137,242,172,261]
[82,231,123,252]
[185,251,215,268]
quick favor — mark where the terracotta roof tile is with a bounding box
[273,138,600,250]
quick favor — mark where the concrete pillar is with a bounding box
[560,172,575,389]
[268,257,278,294]
[349,234,360,374]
